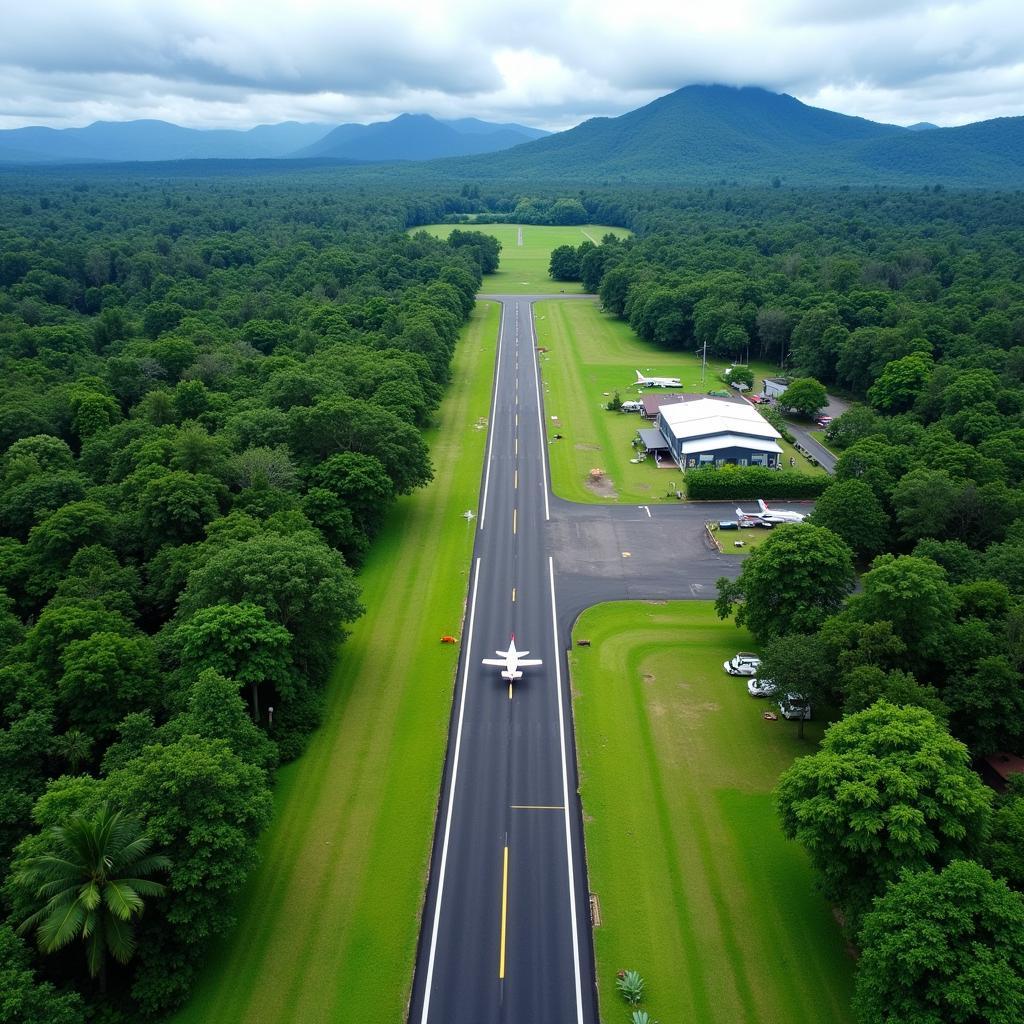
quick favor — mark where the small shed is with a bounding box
[762,377,790,399]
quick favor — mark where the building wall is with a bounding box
[680,446,780,470]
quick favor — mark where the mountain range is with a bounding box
[0,114,547,164]
[1,85,1022,186]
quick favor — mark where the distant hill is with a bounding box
[293,113,546,161]
[907,122,940,131]
[0,119,334,163]
[445,85,1024,186]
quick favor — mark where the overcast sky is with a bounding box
[2,0,1022,132]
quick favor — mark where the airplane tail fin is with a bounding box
[636,370,644,382]
[736,508,745,519]
[757,499,769,512]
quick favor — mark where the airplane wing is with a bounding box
[517,659,543,667]
[481,658,507,666]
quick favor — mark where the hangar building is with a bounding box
[653,397,783,469]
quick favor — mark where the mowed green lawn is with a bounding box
[534,300,823,504]
[412,223,631,293]
[571,602,855,1024]
[172,303,499,1024]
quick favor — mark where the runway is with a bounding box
[408,296,748,1023]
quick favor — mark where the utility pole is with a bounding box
[701,338,707,385]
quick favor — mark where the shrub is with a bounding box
[616,969,645,1006]
[685,467,831,500]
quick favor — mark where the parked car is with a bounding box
[723,653,761,676]
[815,415,833,428]
[620,400,644,412]
[778,693,812,720]
[747,678,778,698]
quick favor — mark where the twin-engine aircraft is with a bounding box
[635,369,681,388]
[481,635,543,681]
[736,499,808,525]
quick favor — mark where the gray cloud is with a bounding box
[0,0,1021,131]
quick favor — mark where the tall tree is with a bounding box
[715,523,855,639]
[14,803,169,990]
[855,860,1024,1024]
[777,700,991,931]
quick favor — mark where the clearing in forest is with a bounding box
[535,299,823,504]
[413,223,631,293]
[571,601,855,1024]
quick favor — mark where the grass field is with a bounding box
[571,602,855,1024]
[412,223,631,294]
[171,303,499,1024]
[533,300,823,504]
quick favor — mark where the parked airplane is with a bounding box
[481,635,543,681]
[735,499,808,525]
[635,369,681,388]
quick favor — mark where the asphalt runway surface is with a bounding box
[408,296,773,1023]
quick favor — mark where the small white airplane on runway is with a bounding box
[635,369,681,388]
[736,499,807,525]
[481,635,543,681]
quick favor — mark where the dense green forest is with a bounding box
[0,169,503,1021]
[4,165,1024,1022]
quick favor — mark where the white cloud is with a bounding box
[0,0,1022,130]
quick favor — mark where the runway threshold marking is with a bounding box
[499,844,509,979]
[418,559,482,1024]
[548,556,585,1024]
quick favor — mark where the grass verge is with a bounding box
[533,301,822,503]
[171,302,499,1024]
[411,223,631,294]
[571,601,855,1024]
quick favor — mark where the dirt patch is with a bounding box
[585,475,618,499]
[575,443,601,451]
[642,672,656,684]
[648,700,666,717]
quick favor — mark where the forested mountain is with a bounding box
[0,120,335,163]
[445,84,1024,186]
[293,113,545,161]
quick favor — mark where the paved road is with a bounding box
[409,296,773,1023]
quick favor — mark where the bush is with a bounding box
[616,969,645,1006]
[685,467,832,500]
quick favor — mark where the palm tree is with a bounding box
[15,802,170,990]
[55,728,93,773]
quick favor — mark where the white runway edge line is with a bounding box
[528,301,552,521]
[547,556,585,1024]
[479,303,505,530]
[419,558,482,1024]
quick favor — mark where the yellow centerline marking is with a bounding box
[512,508,517,534]
[510,805,566,810]
[515,436,518,456]
[514,469,518,489]
[508,682,513,700]
[499,845,509,978]
[512,587,517,603]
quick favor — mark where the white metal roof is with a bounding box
[658,398,782,443]
[679,434,783,455]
